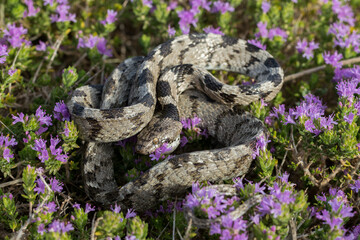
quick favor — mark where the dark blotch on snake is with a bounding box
[138,68,154,87]
[268,73,283,87]
[86,118,102,138]
[159,41,172,57]
[260,91,272,99]
[100,108,125,119]
[264,58,279,68]
[220,92,237,103]
[162,103,180,120]
[245,56,260,68]
[157,81,172,98]
[204,74,223,91]
[139,92,155,107]
[72,103,85,116]
[221,35,239,47]
[245,42,261,53]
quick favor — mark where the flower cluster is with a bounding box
[269,94,336,135]
[175,0,234,34]
[149,143,173,161]
[0,45,8,64]
[255,22,288,41]
[314,188,355,238]
[12,106,52,135]
[184,182,247,239]
[327,0,359,53]
[32,136,68,163]
[252,135,271,159]
[49,0,76,23]
[323,51,343,68]
[180,116,207,147]
[77,34,112,57]
[3,23,29,48]
[296,39,319,60]
[38,220,74,235]
[100,9,118,25]
[23,0,40,18]
[53,100,71,122]
[0,134,17,163]
[34,175,63,194]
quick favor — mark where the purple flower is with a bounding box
[36,106,53,126]
[125,235,138,240]
[149,143,173,161]
[167,1,178,11]
[350,179,360,193]
[256,21,268,38]
[167,25,176,37]
[268,27,288,41]
[34,177,46,194]
[35,41,47,51]
[252,135,270,159]
[190,0,211,13]
[85,203,95,214]
[62,122,71,137]
[247,39,266,50]
[0,44,8,64]
[323,51,343,68]
[212,1,234,14]
[0,134,17,148]
[110,203,121,213]
[23,0,40,17]
[316,210,343,230]
[2,148,13,163]
[203,26,224,35]
[125,208,136,219]
[258,196,282,217]
[177,10,197,34]
[344,112,355,124]
[53,100,71,121]
[50,177,63,193]
[45,201,57,213]
[73,203,81,209]
[32,138,47,152]
[3,23,28,48]
[283,114,295,125]
[43,0,54,6]
[8,68,17,76]
[254,183,266,194]
[261,1,271,13]
[38,223,46,235]
[101,9,117,25]
[250,214,260,225]
[336,79,360,102]
[96,37,112,57]
[142,0,152,8]
[50,3,76,23]
[48,220,74,233]
[206,206,220,219]
[210,223,222,235]
[278,172,289,183]
[320,115,337,130]
[296,39,319,60]
[180,136,188,147]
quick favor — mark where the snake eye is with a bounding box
[153,138,159,144]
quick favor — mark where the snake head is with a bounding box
[135,116,183,155]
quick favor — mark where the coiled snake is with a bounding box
[67,34,284,211]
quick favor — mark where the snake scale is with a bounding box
[67,34,284,211]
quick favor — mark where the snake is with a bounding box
[66,33,284,212]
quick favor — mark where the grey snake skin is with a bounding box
[67,34,284,212]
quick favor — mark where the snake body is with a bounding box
[67,34,284,211]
